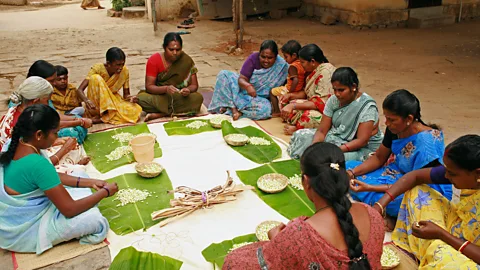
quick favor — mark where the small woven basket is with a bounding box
[209,116,230,129]
[257,173,288,193]
[135,162,164,178]
[381,246,401,269]
[255,220,282,241]
[224,134,249,146]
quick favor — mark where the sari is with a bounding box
[224,204,384,269]
[288,93,382,161]
[393,186,480,269]
[0,165,108,254]
[285,63,336,129]
[4,103,87,144]
[85,63,142,124]
[347,130,453,217]
[80,0,100,8]
[208,55,288,120]
[137,52,203,116]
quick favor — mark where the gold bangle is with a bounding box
[52,154,60,164]
[374,202,385,217]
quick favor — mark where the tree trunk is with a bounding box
[238,0,243,48]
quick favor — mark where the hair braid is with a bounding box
[0,123,24,165]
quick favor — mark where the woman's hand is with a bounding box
[103,182,119,197]
[91,180,107,190]
[268,223,286,241]
[279,93,291,104]
[372,202,384,216]
[62,137,78,152]
[53,138,67,146]
[412,221,445,240]
[347,170,355,179]
[81,118,93,128]
[125,95,139,103]
[167,85,179,95]
[180,88,190,97]
[246,85,257,98]
[86,100,96,111]
[281,103,295,120]
[350,179,371,192]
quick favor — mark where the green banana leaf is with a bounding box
[221,121,282,164]
[97,172,173,235]
[110,246,183,270]
[83,124,162,173]
[201,234,258,269]
[163,119,217,136]
[236,160,315,220]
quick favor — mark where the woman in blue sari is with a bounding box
[347,89,452,227]
[208,40,288,120]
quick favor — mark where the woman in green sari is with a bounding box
[138,32,204,122]
[288,67,382,161]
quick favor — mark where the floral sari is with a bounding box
[347,130,453,217]
[208,55,288,120]
[394,186,480,269]
[285,63,335,129]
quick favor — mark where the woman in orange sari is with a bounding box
[77,47,142,125]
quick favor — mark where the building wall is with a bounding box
[302,0,407,12]
[146,0,198,21]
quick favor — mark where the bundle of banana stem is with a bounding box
[151,171,253,227]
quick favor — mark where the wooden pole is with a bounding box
[238,0,243,48]
[152,0,158,33]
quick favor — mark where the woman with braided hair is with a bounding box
[224,142,384,269]
[0,104,118,254]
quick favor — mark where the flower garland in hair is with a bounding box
[330,163,340,171]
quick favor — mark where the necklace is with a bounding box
[315,205,330,213]
[20,139,40,154]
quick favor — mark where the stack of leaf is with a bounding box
[110,247,183,270]
[202,234,259,268]
[83,124,162,173]
[236,159,315,219]
[221,121,281,164]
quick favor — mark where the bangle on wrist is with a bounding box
[52,154,60,164]
[347,169,356,178]
[385,190,395,201]
[343,144,351,152]
[103,187,110,197]
[374,202,385,217]
[459,240,470,253]
[76,177,81,187]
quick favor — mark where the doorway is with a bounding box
[409,0,442,9]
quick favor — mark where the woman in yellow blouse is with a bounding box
[77,47,141,125]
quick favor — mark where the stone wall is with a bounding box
[302,0,480,26]
[0,0,27,5]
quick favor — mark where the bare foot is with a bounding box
[78,157,91,165]
[283,124,297,135]
[232,107,242,121]
[219,107,227,114]
[271,112,281,118]
[91,117,103,124]
[98,6,105,9]
[145,113,166,122]
[384,216,396,232]
[82,7,87,10]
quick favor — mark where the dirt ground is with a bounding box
[0,2,479,267]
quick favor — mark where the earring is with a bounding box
[407,122,410,126]
[477,179,480,183]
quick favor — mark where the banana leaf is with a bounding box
[236,160,315,219]
[163,119,217,136]
[97,172,173,235]
[83,123,162,173]
[110,246,183,270]
[201,234,258,269]
[221,121,281,164]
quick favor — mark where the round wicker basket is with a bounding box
[255,220,282,241]
[209,117,229,129]
[224,134,249,146]
[257,173,288,193]
[135,162,164,178]
[381,246,401,269]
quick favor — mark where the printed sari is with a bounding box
[285,63,335,129]
[137,53,203,116]
[393,186,480,269]
[85,63,142,124]
[208,55,288,120]
[224,205,384,269]
[288,93,382,161]
[0,166,108,254]
[347,130,453,217]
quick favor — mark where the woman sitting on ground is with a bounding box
[224,142,384,269]
[1,77,87,166]
[281,44,336,134]
[347,89,452,227]
[11,60,92,144]
[77,47,142,125]
[373,134,480,268]
[137,32,204,122]
[0,104,118,254]
[288,67,382,161]
[208,40,288,120]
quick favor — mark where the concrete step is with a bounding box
[409,6,444,18]
[408,15,455,28]
[122,6,146,19]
